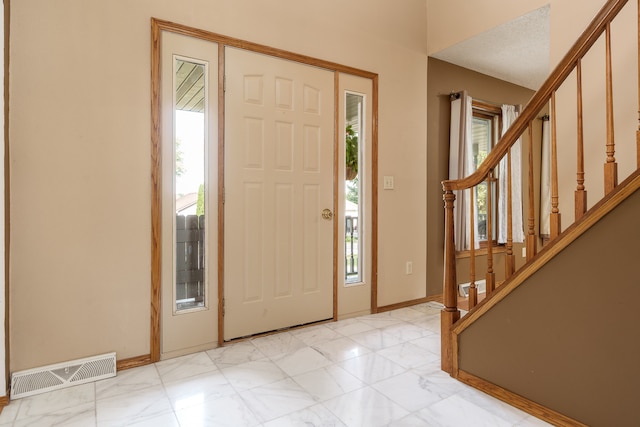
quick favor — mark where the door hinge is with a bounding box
[223,75,226,92]
[222,298,225,316]
[222,187,225,204]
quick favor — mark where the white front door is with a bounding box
[224,47,335,340]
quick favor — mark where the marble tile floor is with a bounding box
[0,302,553,426]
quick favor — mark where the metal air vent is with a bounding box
[11,352,116,399]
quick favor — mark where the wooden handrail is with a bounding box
[442,0,629,193]
[441,0,633,375]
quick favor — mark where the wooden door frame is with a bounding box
[150,18,378,362]
[3,0,9,400]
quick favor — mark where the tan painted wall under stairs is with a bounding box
[455,171,640,426]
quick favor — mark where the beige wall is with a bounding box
[550,0,638,226]
[426,0,549,55]
[9,0,428,370]
[12,0,632,376]
[426,58,537,296]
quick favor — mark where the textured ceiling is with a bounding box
[431,5,550,90]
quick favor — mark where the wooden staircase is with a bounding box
[440,0,640,424]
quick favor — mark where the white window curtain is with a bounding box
[448,91,478,251]
[497,105,525,244]
[539,116,551,238]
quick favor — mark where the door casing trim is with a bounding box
[150,18,379,361]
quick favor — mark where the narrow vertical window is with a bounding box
[174,58,207,312]
[471,104,501,244]
[345,92,364,284]
[472,116,492,242]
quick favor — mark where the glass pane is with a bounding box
[472,116,496,241]
[475,182,488,241]
[345,93,363,284]
[174,59,206,311]
[472,117,491,169]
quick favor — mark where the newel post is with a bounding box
[442,189,461,375]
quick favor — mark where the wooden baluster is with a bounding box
[605,22,618,194]
[469,188,477,309]
[441,189,460,374]
[505,148,515,278]
[576,60,588,220]
[526,122,537,261]
[550,92,562,239]
[637,0,640,168]
[485,173,496,294]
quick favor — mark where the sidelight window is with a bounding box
[345,92,364,284]
[173,58,208,312]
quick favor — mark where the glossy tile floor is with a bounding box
[0,302,553,426]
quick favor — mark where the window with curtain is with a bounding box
[449,92,524,251]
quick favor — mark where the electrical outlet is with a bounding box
[406,261,413,275]
[522,247,526,257]
[383,176,394,190]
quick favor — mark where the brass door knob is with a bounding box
[321,209,333,220]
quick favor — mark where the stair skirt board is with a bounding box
[10,352,116,399]
[454,369,587,426]
[458,279,487,297]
